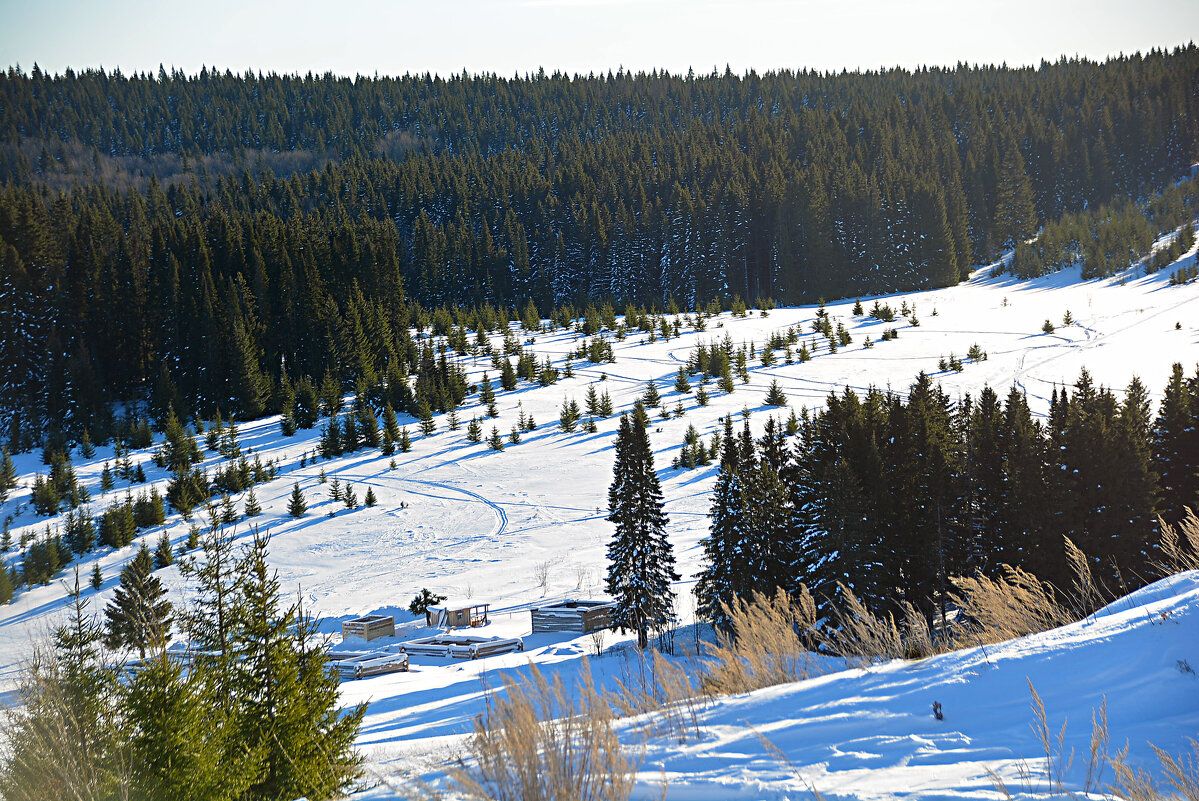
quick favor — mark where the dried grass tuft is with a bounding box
[950,564,1075,645]
[1155,507,1199,576]
[701,587,819,695]
[447,662,635,801]
[826,584,904,664]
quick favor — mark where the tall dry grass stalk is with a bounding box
[447,662,635,801]
[985,682,1111,799]
[702,587,819,695]
[1113,738,1199,800]
[949,564,1075,645]
[1155,507,1199,576]
[1064,536,1103,614]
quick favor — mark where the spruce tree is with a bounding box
[364,486,377,507]
[287,484,307,518]
[104,544,173,658]
[0,447,16,501]
[279,409,297,437]
[764,379,787,406]
[673,368,691,394]
[121,651,256,801]
[244,486,262,517]
[598,390,614,417]
[695,417,749,626]
[643,379,661,407]
[154,531,174,569]
[90,561,102,591]
[585,384,600,415]
[605,412,679,648]
[488,426,505,451]
[417,401,436,436]
[0,560,12,603]
[231,528,366,800]
[1154,363,1196,524]
[179,526,240,669]
[478,373,496,406]
[382,403,401,443]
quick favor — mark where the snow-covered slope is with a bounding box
[1,258,1198,798]
[624,571,1199,800]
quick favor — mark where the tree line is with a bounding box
[1,48,1197,441]
[695,364,1199,628]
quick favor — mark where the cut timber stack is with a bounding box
[329,651,409,680]
[341,614,396,642]
[400,634,524,659]
[530,600,615,633]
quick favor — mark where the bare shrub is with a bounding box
[1155,507,1199,576]
[589,629,606,657]
[950,564,1075,645]
[702,587,819,695]
[448,663,635,801]
[827,583,904,664]
[534,560,552,593]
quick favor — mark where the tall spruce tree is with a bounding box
[605,411,679,648]
[695,416,750,626]
[1154,363,1196,524]
[231,528,366,799]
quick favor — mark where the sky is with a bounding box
[1,0,1196,78]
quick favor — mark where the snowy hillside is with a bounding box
[1,257,1198,798]
[360,570,1199,800]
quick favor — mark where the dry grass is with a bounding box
[950,564,1075,646]
[1155,507,1199,576]
[826,584,905,664]
[447,662,635,801]
[1113,738,1199,800]
[1064,535,1103,614]
[985,681,1110,799]
[702,587,820,694]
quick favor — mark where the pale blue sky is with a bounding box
[1,0,1195,78]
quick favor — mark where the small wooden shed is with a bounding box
[531,600,614,633]
[341,614,395,642]
[426,603,490,629]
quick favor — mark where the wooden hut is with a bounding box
[341,614,395,641]
[530,600,614,633]
[426,603,490,629]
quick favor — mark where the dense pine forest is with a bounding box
[695,364,1199,630]
[1,48,1198,441]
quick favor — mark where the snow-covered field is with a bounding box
[2,256,1198,799]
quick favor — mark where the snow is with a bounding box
[1,253,1198,798]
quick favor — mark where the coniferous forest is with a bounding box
[2,48,1198,441]
[695,364,1199,630]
